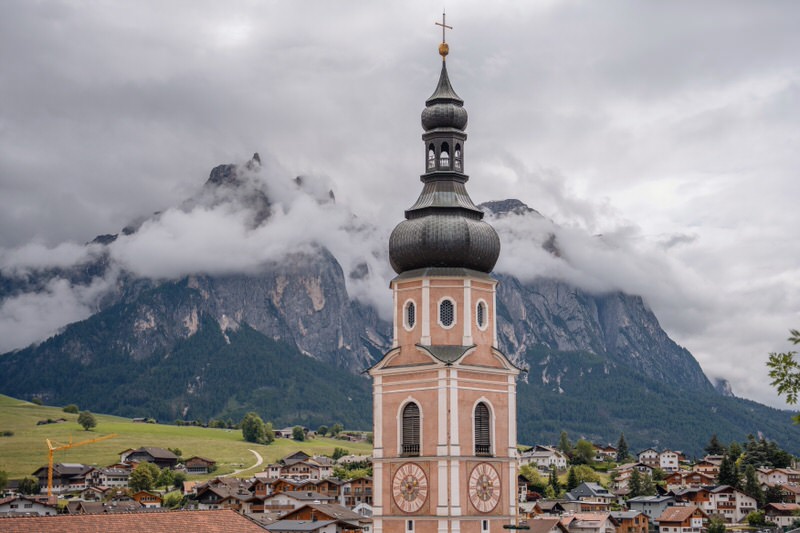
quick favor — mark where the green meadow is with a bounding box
[0,394,372,480]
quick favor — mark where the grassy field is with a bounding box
[0,394,372,480]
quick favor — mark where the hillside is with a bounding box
[2,158,799,458]
[0,394,371,480]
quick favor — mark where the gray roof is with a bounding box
[266,520,336,532]
[628,495,674,503]
[416,344,475,364]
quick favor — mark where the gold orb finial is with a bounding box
[435,11,452,61]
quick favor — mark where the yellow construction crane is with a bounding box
[46,433,118,496]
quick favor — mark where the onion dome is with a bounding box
[389,49,500,275]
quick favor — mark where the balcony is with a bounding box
[475,445,492,457]
[402,444,420,456]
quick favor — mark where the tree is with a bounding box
[571,464,600,485]
[330,423,344,436]
[567,467,579,491]
[765,484,784,504]
[548,466,561,495]
[743,464,765,506]
[63,404,79,414]
[640,473,657,496]
[331,447,349,461]
[616,433,629,463]
[707,517,727,533]
[172,471,187,490]
[129,462,159,492]
[263,421,275,444]
[746,511,767,527]
[77,410,97,431]
[162,491,184,509]
[705,434,726,456]
[31,397,42,405]
[157,467,175,491]
[573,439,595,465]
[767,329,800,421]
[628,468,643,497]
[241,412,267,444]
[558,431,572,454]
[318,425,329,437]
[0,470,8,492]
[292,426,305,441]
[18,476,40,495]
[718,454,740,488]
[728,441,743,461]
[519,464,546,493]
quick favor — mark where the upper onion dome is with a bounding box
[389,48,500,275]
[421,62,468,131]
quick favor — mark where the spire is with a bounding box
[388,25,500,276]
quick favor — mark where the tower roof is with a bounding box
[389,43,500,275]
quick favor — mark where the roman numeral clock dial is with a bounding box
[468,463,501,513]
[392,463,428,513]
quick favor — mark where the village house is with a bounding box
[611,463,655,492]
[527,517,570,533]
[656,505,706,533]
[565,482,614,511]
[777,484,800,504]
[0,495,58,516]
[592,444,617,463]
[185,456,217,474]
[264,451,333,480]
[119,447,178,469]
[756,468,800,486]
[520,446,569,471]
[263,490,336,511]
[341,476,373,507]
[610,511,648,533]
[561,512,618,533]
[87,466,130,488]
[280,503,373,533]
[627,495,675,521]
[664,471,716,491]
[691,460,720,478]
[637,449,660,468]
[659,451,680,473]
[131,490,162,508]
[194,477,258,512]
[764,502,800,527]
[32,462,93,494]
[707,485,758,523]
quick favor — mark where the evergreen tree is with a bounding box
[628,468,642,497]
[729,441,743,460]
[558,431,572,454]
[718,454,740,488]
[641,473,657,496]
[549,466,561,495]
[705,434,726,456]
[616,433,629,463]
[765,484,785,504]
[743,464,765,506]
[567,467,579,491]
[18,476,39,495]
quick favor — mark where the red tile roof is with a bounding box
[0,509,265,532]
[657,505,704,523]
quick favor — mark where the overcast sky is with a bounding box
[1,1,799,409]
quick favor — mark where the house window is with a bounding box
[402,402,420,456]
[407,520,415,532]
[427,145,436,170]
[482,520,489,533]
[476,300,487,330]
[475,402,491,456]
[439,299,455,328]
[404,300,416,330]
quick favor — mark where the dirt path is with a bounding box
[231,449,263,476]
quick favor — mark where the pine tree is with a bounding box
[628,468,642,497]
[567,467,579,491]
[641,473,657,496]
[558,431,572,454]
[744,464,765,506]
[616,433,629,463]
[549,466,561,495]
[705,434,726,456]
[718,454,740,488]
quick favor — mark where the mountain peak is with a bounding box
[480,199,542,217]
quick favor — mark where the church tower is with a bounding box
[369,19,521,533]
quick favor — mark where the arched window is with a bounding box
[454,144,462,171]
[402,403,420,456]
[405,301,416,330]
[439,142,450,169]
[474,402,491,456]
[439,299,455,328]
[427,144,436,170]
[476,301,487,330]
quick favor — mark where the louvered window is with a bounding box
[439,299,454,327]
[405,301,416,329]
[475,402,491,456]
[402,403,420,456]
[476,301,486,329]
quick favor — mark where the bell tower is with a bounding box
[369,15,521,533]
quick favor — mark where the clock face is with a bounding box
[392,463,428,513]
[469,463,501,513]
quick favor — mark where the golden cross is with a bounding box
[435,11,452,43]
